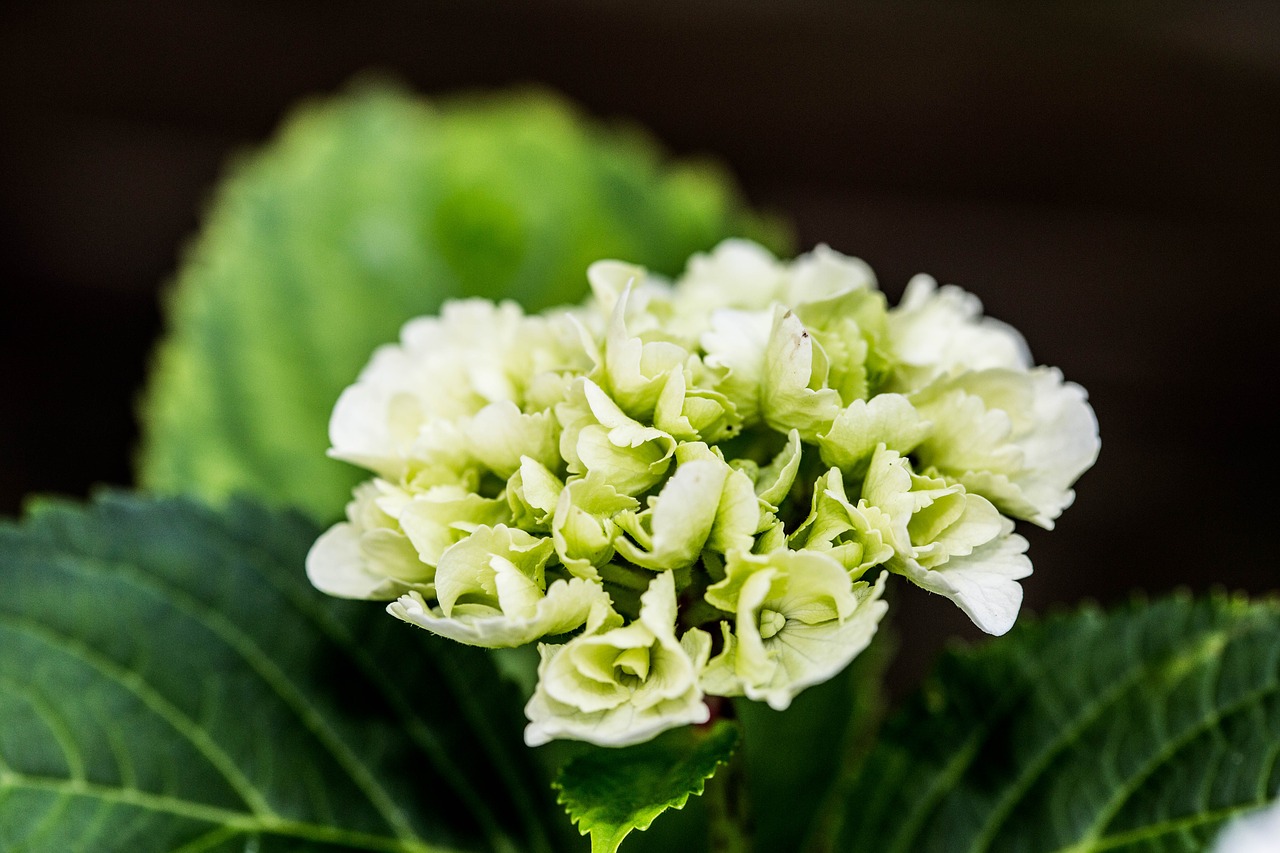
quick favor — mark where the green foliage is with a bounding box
[555,720,740,853]
[0,492,564,853]
[738,626,895,852]
[832,595,1280,853]
[137,83,790,521]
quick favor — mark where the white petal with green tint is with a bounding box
[700,307,773,425]
[431,525,554,615]
[785,244,878,305]
[389,577,614,649]
[397,485,510,567]
[818,393,931,476]
[328,299,531,479]
[896,523,1031,636]
[557,379,676,496]
[613,459,725,570]
[552,472,640,580]
[858,444,1029,633]
[524,572,711,747]
[886,275,1031,390]
[750,428,803,510]
[506,456,564,532]
[789,468,894,576]
[792,286,890,402]
[911,367,1100,528]
[467,402,561,479]
[671,239,786,325]
[306,480,432,600]
[613,453,760,570]
[651,363,741,443]
[702,550,889,710]
[595,274,690,420]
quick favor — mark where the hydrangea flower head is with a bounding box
[307,239,1100,747]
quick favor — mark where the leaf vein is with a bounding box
[0,617,274,819]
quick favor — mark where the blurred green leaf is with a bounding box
[0,492,563,852]
[831,595,1280,853]
[555,721,739,853]
[137,83,790,520]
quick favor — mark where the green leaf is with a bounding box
[0,492,564,852]
[137,82,791,521]
[832,595,1280,853]
[555,720,740,853]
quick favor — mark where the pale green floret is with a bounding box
[433,525,555,616]
[860,444,1005,566]
[386,525,615,648]
[524,572,712,747]
[306,480,431,600]
[595,274,691,421]
[740,428,803,512]
[760,307,844,441]
[818,394,931,477]
[792,287,891,403]
[909,367,1100,529]
[466,402,560,479]
[585,258,676,332]
[556,378,676,496]
[552,472,640,580]
[701,550,889,710]
[506,456,564,532]
[860,444,1031,635]
[651,362,742,444]
[673,442,767,553]
[752,518,790,554]
[397,485,510,568]
[613,459,725,571]
[789,468,894,577]
[613,452,761,570]
[893,522,1031,637]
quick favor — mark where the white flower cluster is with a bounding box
[307,240,1099,747]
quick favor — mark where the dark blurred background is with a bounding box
[2,0,1278,691]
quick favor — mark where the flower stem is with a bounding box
[705,719,752,853]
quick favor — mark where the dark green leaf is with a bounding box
[555,720,740,853]
[832,595,1280,853]
[137,83,791,521]
[0,492,563,852]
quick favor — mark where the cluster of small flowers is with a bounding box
[307,240,1099,747]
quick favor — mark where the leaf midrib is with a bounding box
[0,617,273,819]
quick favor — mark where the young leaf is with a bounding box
[555,720,740,853]
[0,492,564,853]
[830,595,1280,853]
[137,83,790,521]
